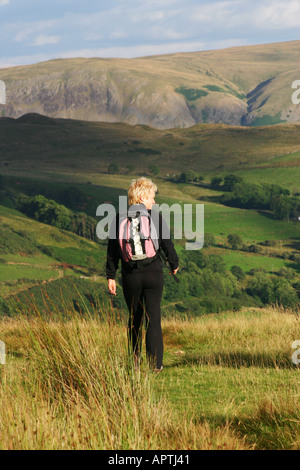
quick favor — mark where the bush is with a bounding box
[230,265,245,280]
[108,163,120,174]
[204,233,216,248]
[263,240,278,247]
[210,177,223,189]
[248,244,263,253]
[227,233,243,250]
[291,253,300,263]
[277,267,295,280]
[16,194,97,241]
[246,272,299,308]
[148,165,160,175]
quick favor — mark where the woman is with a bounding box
[106,177,179,371]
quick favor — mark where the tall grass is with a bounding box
[0,300,248,450]
[162,307,300,369]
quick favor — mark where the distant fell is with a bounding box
[0,113,300,176]
[0,40,300,128]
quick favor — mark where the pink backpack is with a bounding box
[118,206,159,264]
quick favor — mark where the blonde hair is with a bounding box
[128,177,157,206]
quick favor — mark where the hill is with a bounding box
[0,40,300,128]
[0,114,300,193]
[0,203,108,302]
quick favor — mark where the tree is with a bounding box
[273,278,298,308]
[126,164,134,174]
[246,273,299,308]
[149,164,160,176]
[246,272,275,304]
[204,233,215,248]
[60,186,86,210]
[194,175,204,183]
[230,265,245,280]
[108,163,120,174]
[270,194,295,221]
[205,254,226,274]
[277,267,295,280]
[210,176,223,189]
[227,233,243,250]
[223,174,243,192]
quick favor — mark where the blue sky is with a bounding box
[0,0,300,67]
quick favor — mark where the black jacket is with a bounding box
[106,208,179,279]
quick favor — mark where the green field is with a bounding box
[214,249,293,273]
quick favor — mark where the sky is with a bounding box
[0,0,300,67]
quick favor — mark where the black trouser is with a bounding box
[122,270,164,369]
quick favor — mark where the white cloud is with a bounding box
[110,31,129,39]
[189,0,300,31]
[0,0,300,66]
[0,37,250,68]
[30,35,60,46]
[0,53,50,68]
[254,0,300,29]
[14,19,59,43]
[47,41,207,59]
[50,38,247,60]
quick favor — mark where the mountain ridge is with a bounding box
[0,40,299,129]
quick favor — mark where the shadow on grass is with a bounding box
[256,210,278,220]
[285,237,300,251]
[167,351,296,369]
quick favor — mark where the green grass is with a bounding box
[250,113,286,127]
[0,265,57,282]
[0,253,54,265]
[175,87,208,101]
[203,203,300,242]
[216,250,292,273]
[233,166,300,195]
[0,305,299,449]
[155,307,300,433]
[156,365,298,422]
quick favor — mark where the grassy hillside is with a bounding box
[0,40,300,128]
[0,115,299,314]
[0,305,299,449]
[0,115,300,188]
[1,169,300,316]
[0,203,107,299]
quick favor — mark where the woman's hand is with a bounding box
[108,279,117,295]
[172,267,179,275]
